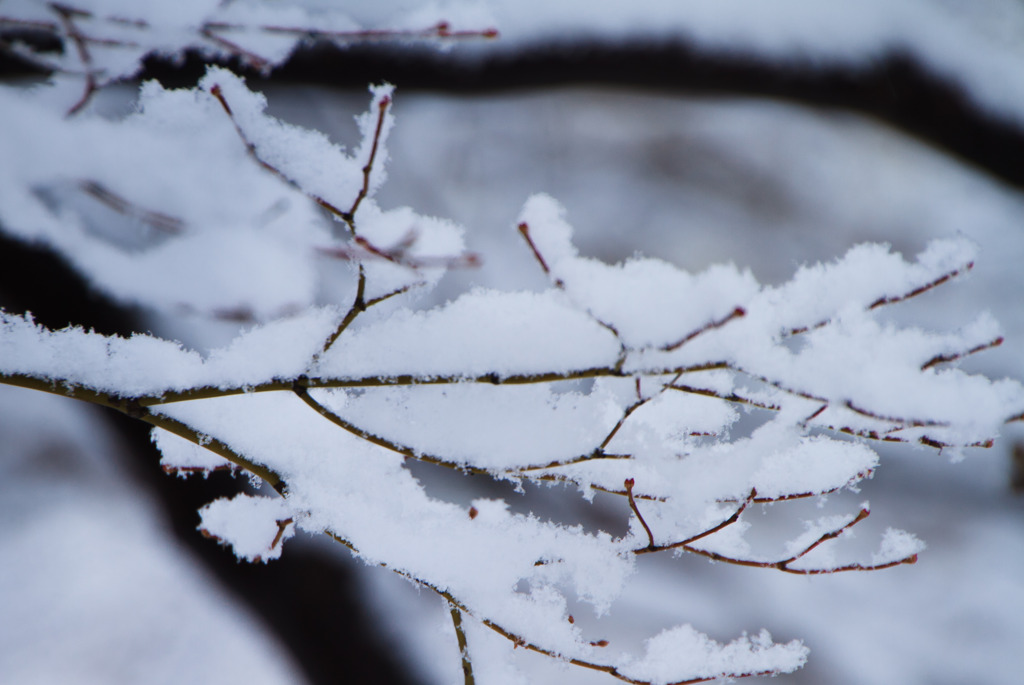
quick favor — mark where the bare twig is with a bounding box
[624,478,656,549]
[346,95,391,223]
[682,508,917,574]
[270,517,294,551]
[78,180,185,233]
[209,83,351,219]
[51,2,99,116]
[200,23,271,71]
[449,603,475,685]
[635,489,756,554]
[661,306,746,352]
[921,336,1003,370]
[786,261,973,337]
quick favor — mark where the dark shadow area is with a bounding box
[4,30,1021,187]
[0,230,421,685]
[138,41,1024,192]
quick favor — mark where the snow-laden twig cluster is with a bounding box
[2,61,1023,684]
[0,0,496,116]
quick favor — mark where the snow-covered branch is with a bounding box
[2,31,1022,683]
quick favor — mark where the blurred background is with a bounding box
[2,1,1024,683]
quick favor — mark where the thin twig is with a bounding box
[634,489,756,554]
[449,603,475,685]
[78,180,184,233]
[661,307,746,352]
[209,83,351,219]
[667,382,780,411]
[315,265,366,361]
[921,336,1003,370]
[200,23,271,70]
[624,478,656,549]
[786,261,973,337]
[681,508,917,574]
[51,2,98,116]
[346,94,391,223]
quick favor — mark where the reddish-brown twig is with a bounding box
[347,95,391,224]
[661,306,746,352]
[51,3,98,116]
[786,261,973,337]
[78,180,184,233]
[624,478,656,549]
[921,336,1003,370]
[209,83,351,219]
[683,508,917,574]
[635,489,756,555]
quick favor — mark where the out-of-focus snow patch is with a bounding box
[0,386,305,685]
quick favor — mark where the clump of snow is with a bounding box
[198,493,295,562]
[153,427,235,475]
[872,527,926,566]
[618,625,807,684]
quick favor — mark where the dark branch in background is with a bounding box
[260,43,1024,197]
[5,6,1024,195]
[50,3,98,116]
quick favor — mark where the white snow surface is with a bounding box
[4,3,1024,684]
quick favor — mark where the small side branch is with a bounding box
[624,478,656,549]
[346,94,391,223]
[51,2,98,116]
[78,179,184,233]
[684,508,916,574]
[667,382,780,412]
[209,83,350,220]
[921,336,1003,370]
[449,603,475,685]
[315,265,366,360]
[635,490,755,555]
[661,307,746,352]
[787,261,974,337]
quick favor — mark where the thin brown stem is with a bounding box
[347,95,390,222]
[624,478,656,549]
[78,180,184,233]
[449,603,475,685]
[315,265,366,360]
[517,222,556,280]
[0,376,285,492]
[517,219,628,369]
[635,489,755,554]
[921,336,1003,370]
[787,261,974,337]
[843,400,949,428]
[200,23,271,70]
[270,517,293,551]
[51,2,98,116]
[661,307,746,352]
[209,83,351,220]
[679,507,917,574]
[667,382,780,411]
